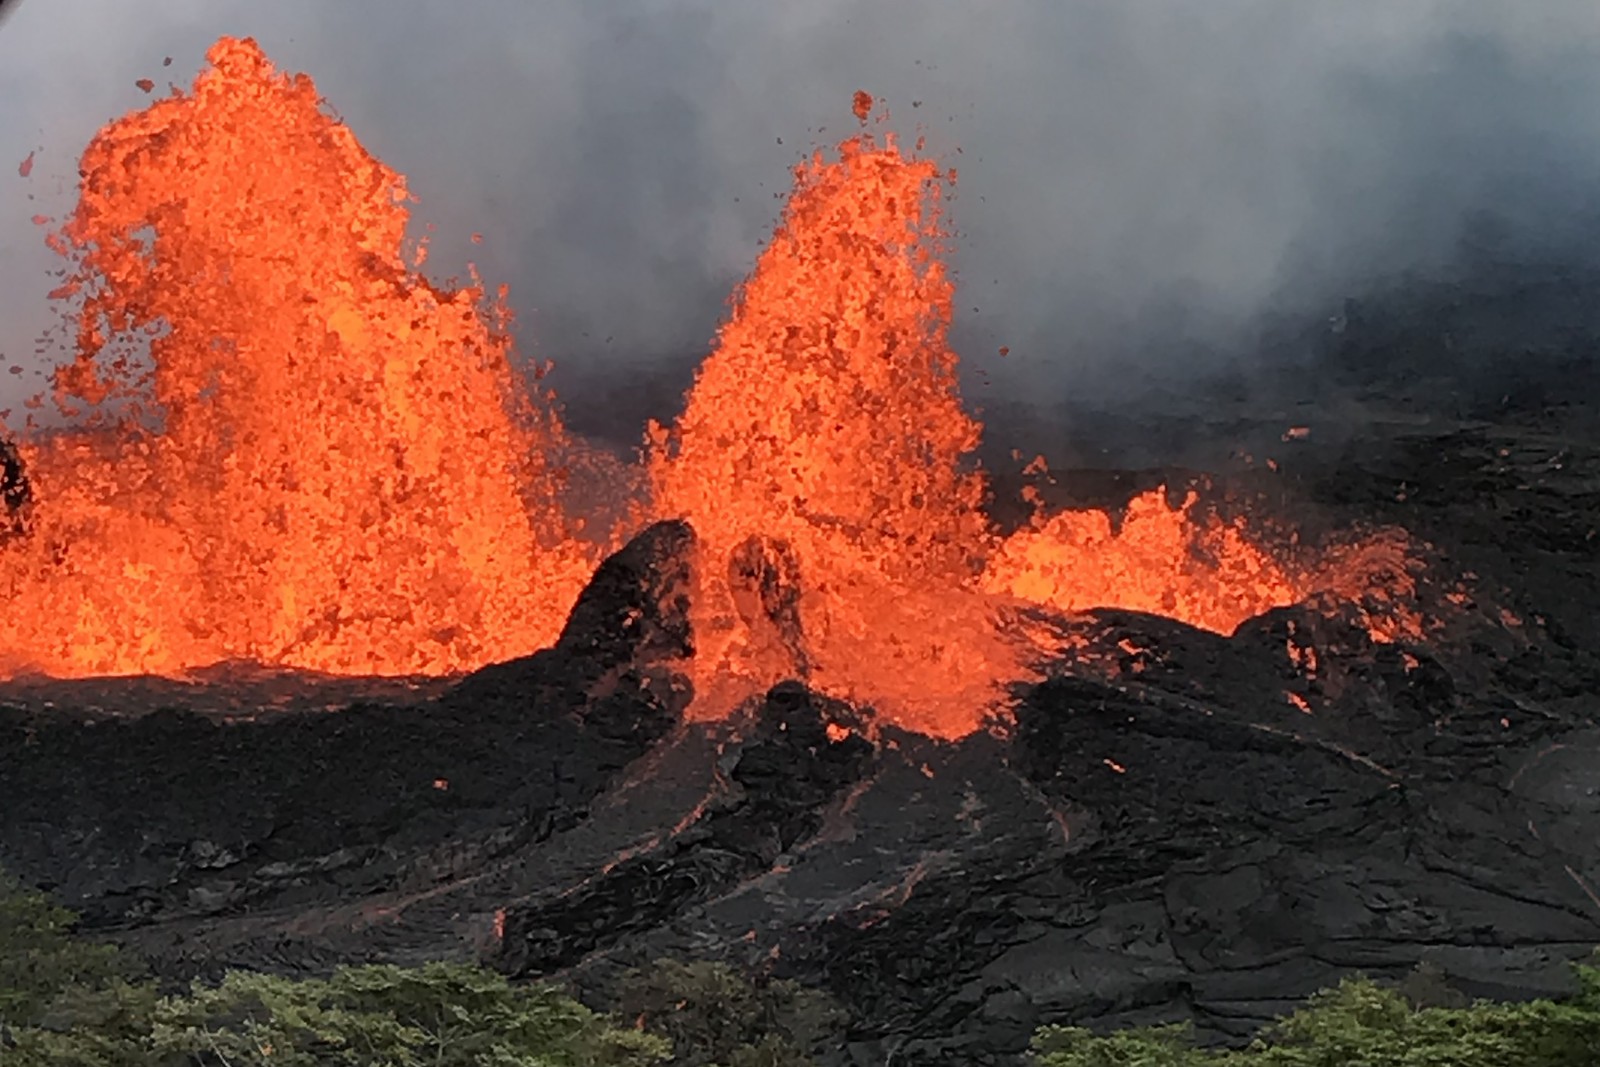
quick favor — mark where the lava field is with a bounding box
[3,35,1600,1067]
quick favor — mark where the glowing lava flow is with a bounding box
[982,487,1302,636]
[0,40,1420,737]
[0,38,597,678]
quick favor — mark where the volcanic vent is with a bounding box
[0,38,1422,735]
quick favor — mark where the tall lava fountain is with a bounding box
[0,38,596,679]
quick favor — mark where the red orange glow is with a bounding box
[0,41,1425,738]
[647,124,1026,735]
[983,488,1302,635]
[0,38,597,679]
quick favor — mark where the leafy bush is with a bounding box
[1031,965,1600,1067]
[0,867,143,1026]
[0,869,667,1067]
[1031,1022,1199,1067]
[616,959,845,1067]
[147,963,670,1067]
[0,868,156,1066]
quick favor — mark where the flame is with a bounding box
[0,38,596,678]
[0,42,1425,740]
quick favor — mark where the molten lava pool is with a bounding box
[0,38,1419,737]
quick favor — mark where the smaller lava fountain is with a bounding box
[985,485,1304,635]
[645,95,1422,734]
[0,43,1424,738]
[647,113,1025,734]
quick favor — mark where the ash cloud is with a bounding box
[4,1,1600,443]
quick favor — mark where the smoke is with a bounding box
[5,1,1600,441]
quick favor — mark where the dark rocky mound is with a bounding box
[3,406,1600,1066]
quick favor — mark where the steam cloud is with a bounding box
[4,0,1600,440]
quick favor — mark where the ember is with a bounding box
[0,39,1421,737]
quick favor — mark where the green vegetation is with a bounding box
[10,961,671,1066]
[0,866,666,1067]
[1031,963,1600,1067]
[5,866,1600,1066]
[615,958,845,1067]
[0,868,833,1067]
[0,866,157,1066]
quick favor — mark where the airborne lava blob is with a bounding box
[0,38,597,679]
[0,38,1421,737]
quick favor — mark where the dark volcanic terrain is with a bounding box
[5,337,1600,1065]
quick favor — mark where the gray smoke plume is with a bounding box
[4,1,1600,443]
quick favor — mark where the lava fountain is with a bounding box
[644,106,1411,735]
[0,38,598,679]
[0,41,1422,737]
[648,116,1030,734]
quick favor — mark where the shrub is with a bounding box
[616,959,845,1067]
[0,868,668,1067]
[0,868,143,1027]
[1030,963,1600,1067]
[148,963,670,1067]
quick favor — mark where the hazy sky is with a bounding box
[4,1,1600,428]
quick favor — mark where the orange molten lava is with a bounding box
[0,39,596,678]
[649,128,1025,735]
[643,115,1418,734]
[983,487,1301,634]
[0,42,1419,739]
